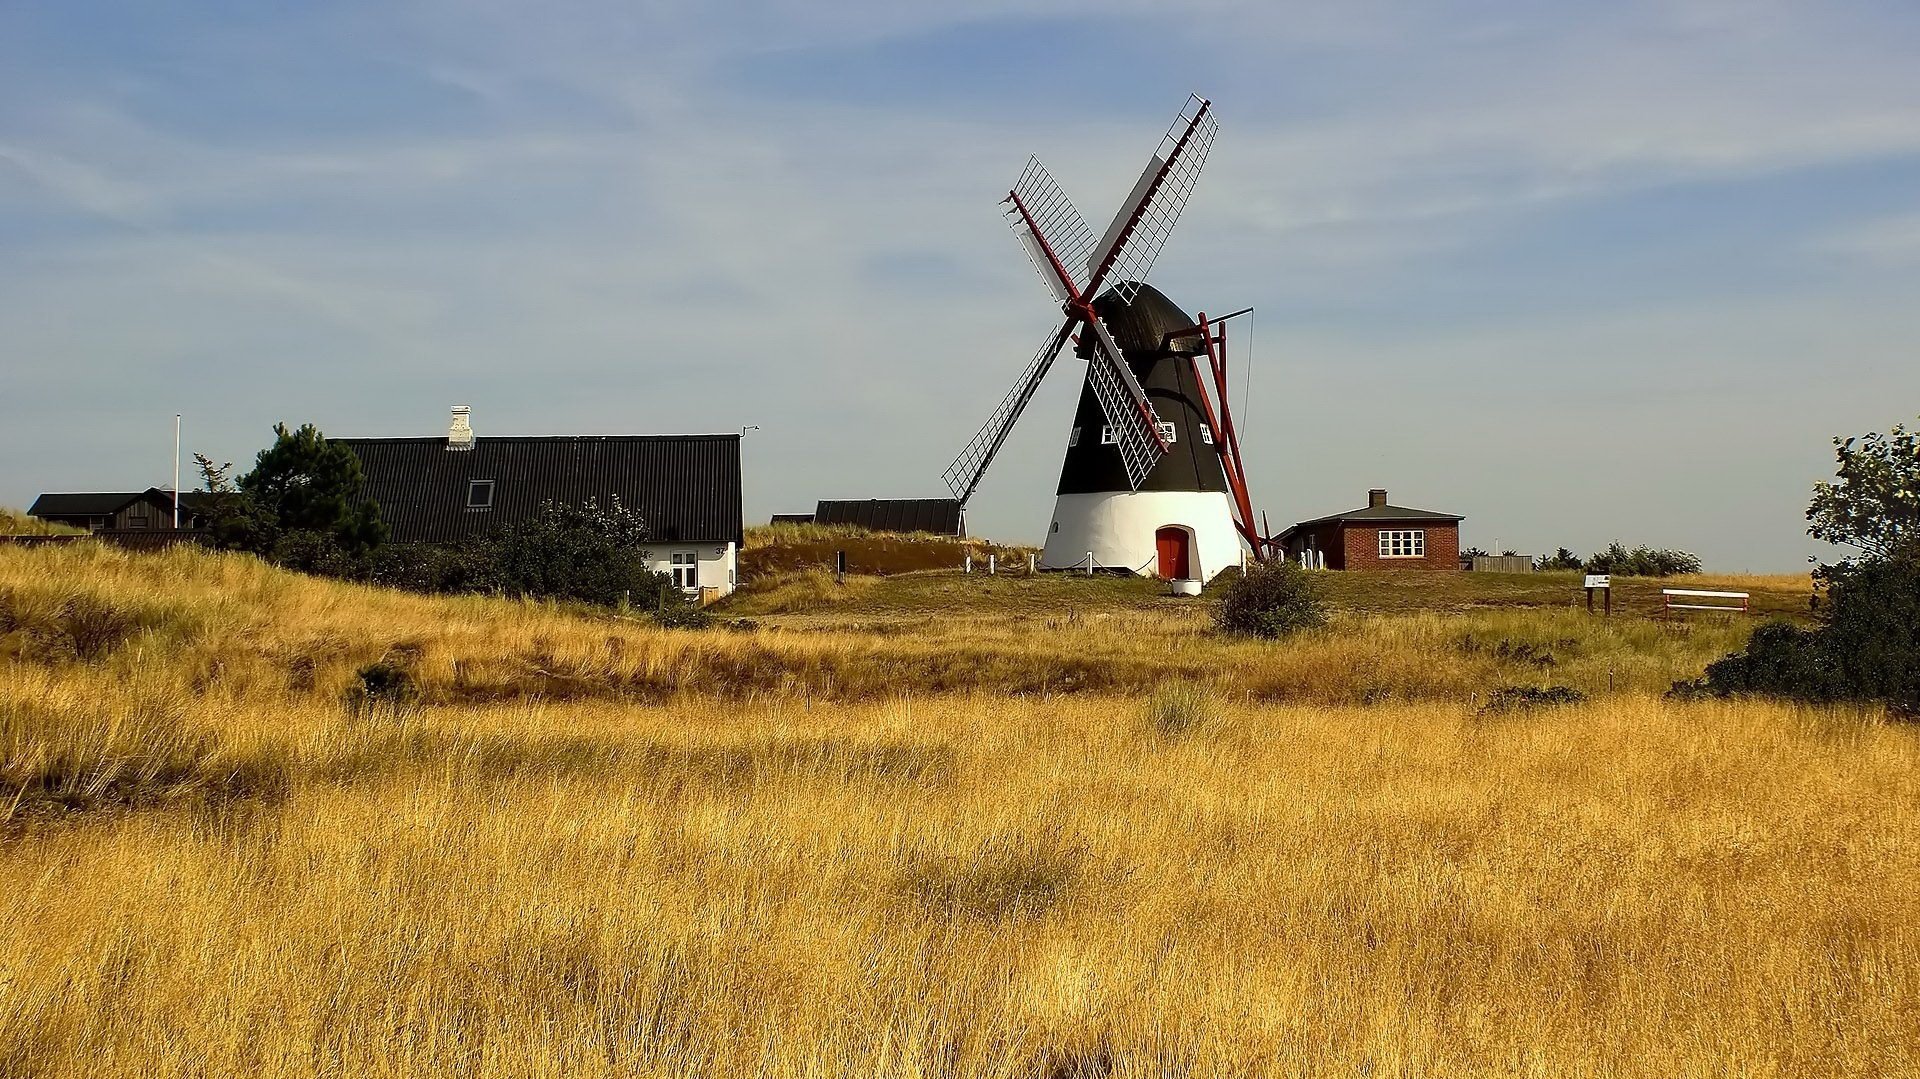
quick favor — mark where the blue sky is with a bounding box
[3,0,1919,569]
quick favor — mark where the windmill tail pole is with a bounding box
[1188,313,1265,561]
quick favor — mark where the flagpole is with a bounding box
[173,414,181,529]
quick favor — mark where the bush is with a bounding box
[1213,561,1327,640]
[344,659,422,720]
[360,543,490,594]
[652,603,716,630]
[474,499,676,609]
[1681,556,1920,713]
[1583,542,1701,577]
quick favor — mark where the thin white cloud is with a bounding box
[1814,211,1920,265]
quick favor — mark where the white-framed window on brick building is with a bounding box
[670,552,698,590]
[1378,530,1425,558]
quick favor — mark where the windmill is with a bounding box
[943,94,1269,580]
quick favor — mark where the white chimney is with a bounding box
[448,405,474,450]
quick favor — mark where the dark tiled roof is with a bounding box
[814,498,964,535]
[1282,501,1463,539]
[333,435,743,546]
[29,489,187,518]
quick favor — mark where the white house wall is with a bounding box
[641,541,738,598]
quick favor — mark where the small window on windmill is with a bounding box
[1200,424,1214,445]
[467,479,495,509]
[1068,426,1082,448]
[1099,425,1117,446]
[1157,422,1176,444]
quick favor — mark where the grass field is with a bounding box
[2,538,1913,1077]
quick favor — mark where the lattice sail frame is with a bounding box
[1007,158,1096,303]
[1082,325,1165,489]
[1087,94,1217,306]
[941,323,1075,504]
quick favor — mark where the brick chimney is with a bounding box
[1368,488,1388,508]
[447,405,474,450]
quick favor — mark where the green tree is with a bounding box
[475,498,676,608]
[1806,417,1920,564]
[192,454,279,554]
[1536,547,1583,572]
[1680,415,1920,714]
[238,423,386,555]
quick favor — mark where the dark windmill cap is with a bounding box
[1090,282,1207,357]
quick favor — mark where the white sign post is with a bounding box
[1583,574,1611,615]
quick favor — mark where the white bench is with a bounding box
[1663,588,1749,613]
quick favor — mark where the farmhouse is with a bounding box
[1277,489,1463,571]
[332,408,744,599]
[28,488,203,533]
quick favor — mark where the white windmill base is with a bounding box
[1039,490,1243,581]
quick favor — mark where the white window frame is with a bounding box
[1378,529,1426,559]
[1068,426,1082,448]
[670,551,698,591]
[467,479,495,509]
[1156,421,1176,444]
[1099,425,1117,446]
[1200,424,1213,445]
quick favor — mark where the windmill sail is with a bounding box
[1082,320,1167,490]
[1085,95,1218,306]
[942,322,1077,504]
[1006,157,1097,301]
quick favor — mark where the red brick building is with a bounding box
[1277,489,1463,571]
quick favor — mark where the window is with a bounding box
[1200,424,1214,445]
[128,507,150,530]
[1156,421,1177,444]
[1068,426,1082,448]
[467,479,495,509]
[670,552,698,590]
[1099,425,1117,446]
[1378,530,1426,558]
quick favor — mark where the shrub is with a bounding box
[652,603,715,630]
[344,659,422,720]
[474,499,676,609]
[1583,542,1701,577]
[1681,556,1919,713]
[360,543,489,594]
[1213,561,1327,639]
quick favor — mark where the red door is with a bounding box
[1155,527,1190,580]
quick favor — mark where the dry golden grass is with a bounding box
[2,541,1915,1076]
[0,543,1779,704]
[0,508,82,536]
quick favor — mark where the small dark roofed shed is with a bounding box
[30,492,150,518]
[814,499,963,536]
[333,434,742,546]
